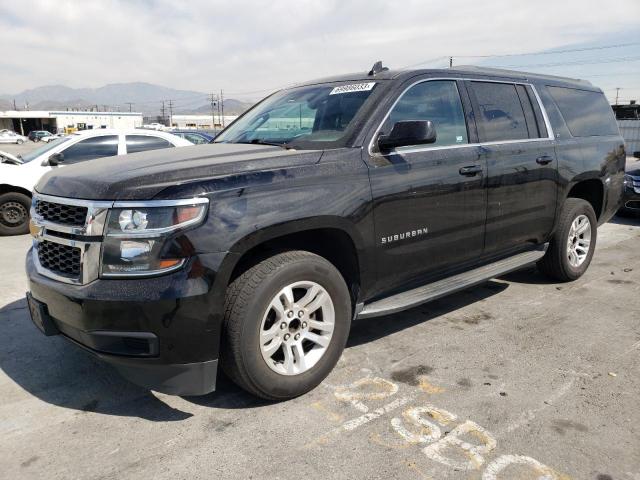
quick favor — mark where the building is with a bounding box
[169,114,238,131]
[0,110,143,135]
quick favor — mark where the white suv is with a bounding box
[0,129,193,235]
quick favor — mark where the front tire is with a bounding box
[221,251,351,400]
[0,192,31,236]
[538,198,597,281]
[16,139,24,145]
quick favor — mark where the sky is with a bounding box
[1,0,640,104]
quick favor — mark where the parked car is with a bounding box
[28,131,55,142]
[621,153,640,215]
[40,133,63,143]
[171,130,215,144]
[0,129,192,235]
[25,65,624,400]
[0,130,28,144]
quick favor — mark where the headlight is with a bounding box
[623,174,634,189]
[101,198,209,277]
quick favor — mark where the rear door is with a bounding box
[465,80,557,254]
[366,78,487,293]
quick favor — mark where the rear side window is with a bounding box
[469,82,529,142]
[547,86,618,137]
[382,80,468,147]
[61,135,119,164]
[125,135,174,154]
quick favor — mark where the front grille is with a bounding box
[35,200,87,226]
[37,240,81,277]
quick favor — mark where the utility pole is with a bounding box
[615,87,621,105]
[220,89,225,128]
[209,93,218,133]
[161,101,166,125]
[168,100,174,127]
[449,56,453,68]
[125,102,134,112]
[12,99,17,110]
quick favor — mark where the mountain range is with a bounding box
[0,82,253,117]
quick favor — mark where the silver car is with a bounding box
[0,130,28,144]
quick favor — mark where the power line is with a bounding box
[489,55,640,69]
[403,41,640,69]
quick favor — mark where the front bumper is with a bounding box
[26,250,228,396]
[621,184,640,213]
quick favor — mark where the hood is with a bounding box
[35,143,323,200]
[626,159,640,176]
[0,150,22,165]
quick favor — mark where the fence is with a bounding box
[618,120,640,155]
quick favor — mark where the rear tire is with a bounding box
[221,251,351,400]
[0,192,31,236]
[16,139,24,145]
[538,198,597,282]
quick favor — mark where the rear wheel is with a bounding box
[0,192,31,236]
[16,139,24,145]
[538,198,597,281]
[221,251,351,400]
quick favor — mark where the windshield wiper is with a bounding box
[236,139,292,150]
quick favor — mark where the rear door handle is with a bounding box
[536,155,554,165]
[459,165,482,176]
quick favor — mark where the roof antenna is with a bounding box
[368,61,388,76]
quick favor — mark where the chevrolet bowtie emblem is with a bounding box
[29,219,43,239]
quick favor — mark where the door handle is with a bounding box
[459,165,482,176]
[536,155,553,165]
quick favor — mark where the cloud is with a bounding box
[0,0,639,99]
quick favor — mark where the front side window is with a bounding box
[548,86,618,137]
[61,135,119,164]
[381,80,468,148]
[125,135,174,154]
[214,81,380,149]
[469,82,529,142]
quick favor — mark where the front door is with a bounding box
[366,79,487,295]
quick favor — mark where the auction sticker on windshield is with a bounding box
[330,82,376,95]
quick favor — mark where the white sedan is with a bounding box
[0,130,28,144]
[0,129,193,236]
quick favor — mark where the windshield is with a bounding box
[215,81,379,149]
[20,137,72,163]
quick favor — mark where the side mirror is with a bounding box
[378,120,437,153]
[46,152,65,166]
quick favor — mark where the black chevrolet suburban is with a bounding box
[25,64,625,400]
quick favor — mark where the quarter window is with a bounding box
[125,135,174,154]
[469,82,529,142]
[382,80,468,147]
[547,86,618,137]
[61,136,119,164]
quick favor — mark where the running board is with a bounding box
[357,245,547,319]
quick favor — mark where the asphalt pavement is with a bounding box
[0,213,639,479]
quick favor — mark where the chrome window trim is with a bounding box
[367,77,555,158]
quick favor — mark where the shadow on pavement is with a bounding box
[609,213,640,227]
[347,279,509,348]
[0,277,520,415]
[0,298,257,421]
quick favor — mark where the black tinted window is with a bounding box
[470,82,529,142]
[125,135,173,154]
[548,86,618,137]
[183,133,208,144]
[62,136,119,164]
[383,80,468,147]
